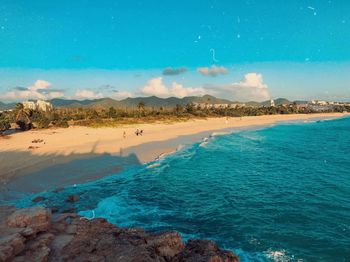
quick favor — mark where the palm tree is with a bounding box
[137,101,145,117]
[137,101,145,111]
[174,104,183,116]
[15,103,33,131]
[0,113,11,134]
[107,107,117,118]
[185,103,195,114]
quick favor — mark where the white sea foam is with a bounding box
[199,141,208,147]
[264,249,298,262]
[155,150,176,161]
[176,144,186,151]
[199,137,209,147]
[211,131,230,137]
[240,134,263,141]
[233,248,270,262]
[146,163,161,169]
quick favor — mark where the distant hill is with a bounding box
[294,100,309,105]
[1,96,309,111]
[50,98,101,107]
[50,95,238,109]
[245,101,261,107]
[0,101,16,110]
[260,98,292,107]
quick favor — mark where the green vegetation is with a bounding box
[41,101,350,128]
[14,103,33,131]
[0,112,11,134]
[1,103,70,131]
[53,119,69,128]
[0,99,349,131]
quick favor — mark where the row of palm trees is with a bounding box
[1,102,348,133]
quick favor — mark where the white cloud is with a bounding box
[197,65,228,77]
[205,73,270,102]
[0,80,64,101]
[28,80,51,92]
[235,73,267,90]
[74,90,104,100]
[140,77,205,98]
[170,82,205,97]
[140,77,169,97]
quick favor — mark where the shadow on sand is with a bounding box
[0,150,142,201]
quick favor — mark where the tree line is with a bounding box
[1,101,349,134]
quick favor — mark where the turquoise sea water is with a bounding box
[16,117,350,261]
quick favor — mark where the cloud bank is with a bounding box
[0,73,270,103]
[140,77,205,98]
[197,65,228,77]
[74,89,104,100]
[205,73,270,102]
[0,80,64,101]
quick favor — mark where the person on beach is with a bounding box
[135,129,139,136]
[140,130,143,136]
[123,131,126,138]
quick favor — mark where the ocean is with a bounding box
[16,116,350,261]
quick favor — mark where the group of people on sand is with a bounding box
[122,129,144,138]
[135,129,143,136]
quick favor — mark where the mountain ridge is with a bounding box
[1,95,297,110]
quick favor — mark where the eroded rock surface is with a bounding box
[0,206,239,262]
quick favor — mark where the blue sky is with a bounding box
[0,0,349,102]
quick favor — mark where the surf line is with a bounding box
[80,210,96,220]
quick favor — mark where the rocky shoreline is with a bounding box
[0,206,239,262]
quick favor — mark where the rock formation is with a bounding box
[0,206,239,262]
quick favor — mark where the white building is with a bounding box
[23,100,53,112]
[36,100,53,112]
[22,101,37,110]
[311,100,328,106]
[193,103,233,109]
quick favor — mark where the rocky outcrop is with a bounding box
[173,240,239,262]
[6,206,51,234]
[0,206,239,262]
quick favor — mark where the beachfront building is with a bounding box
[36,100,53,112]
[311,100,328,106]
[193,103,243,109]
[23,100,53,112]
[22,101,37,110]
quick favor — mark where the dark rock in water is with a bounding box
[67,194,80,202]
[61,207,77,213]
[32,196,46,203]
[0,206,239,262]
[49,206,59,213]
[172,239,240,262]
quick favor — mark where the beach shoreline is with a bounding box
[0,112,348,198]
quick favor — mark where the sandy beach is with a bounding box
[0,113,347,196]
